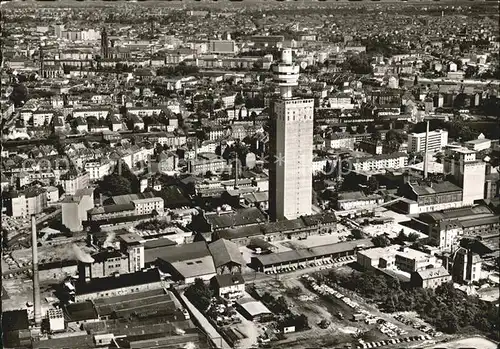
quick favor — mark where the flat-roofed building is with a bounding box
[208,40,236,54]
[62,188,94,232]
[357,246,439,273]
[408,129,448,153]
[351,152,408,172]
[443,146,486,205]
[465,138,492,152]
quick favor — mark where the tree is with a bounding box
[441,311,459,334]
[351,229,364,240]
[464,65,478,79]
[234,93,244,106]
[453,93,467,109]
[407,232,419,242]
[342,53,373,75]
[367,176,379,194]
[98,162,140,196]
[9,83,28,107]
[372,235,391,247]
[87,116,99,129]
[185,278,213,312]
[372,131,382,141]
[98,175,133,197]
[385,129,404,144]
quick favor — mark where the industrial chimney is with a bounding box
[423,120,429,180]
[31,215,42,327]
[234,157,239,190]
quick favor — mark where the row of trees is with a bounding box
[371,230,420,248]
[317,270,499,338]
[156,63,199,78]
[342,53,373,75]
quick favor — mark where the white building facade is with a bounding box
[407,129,448,153]
[270,49,314,220]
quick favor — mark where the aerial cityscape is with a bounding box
[0,1,499,349]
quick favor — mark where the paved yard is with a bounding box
[426,337,498,349]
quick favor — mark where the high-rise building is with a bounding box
[269,49,314,221]
[100,27,109,59]
[443,145,486,205]
[407,129,448,153]
[53,24,64,38]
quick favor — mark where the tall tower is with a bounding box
[100,27,109,59]
[269,49,314,221]
[443,146,486,205]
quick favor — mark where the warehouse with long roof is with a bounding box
[250,239,374,273]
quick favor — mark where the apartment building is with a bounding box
[132,197,164,216]
[407,129,448,153]
[351,153,408,172]
[188,153,228,176]
[60,170,90,195]
[4,187,47,218]
[84,160,112,180]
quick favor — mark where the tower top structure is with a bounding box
[273,48,300,99]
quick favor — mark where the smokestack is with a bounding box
[31,215,42,327]
[234,157,239,189]
[337,157,342,181]
[194,140,198,161]
[423,120,429,180]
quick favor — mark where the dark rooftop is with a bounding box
[63,301,98,323]
[154,241,210,263]
[206,207,266,230]
[33,334,95,349]
[74,269,161,296]
[212,273,245,288]
[144,237,177,250]
[2,310,29,332]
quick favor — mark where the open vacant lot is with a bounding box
[253,265,429,349]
